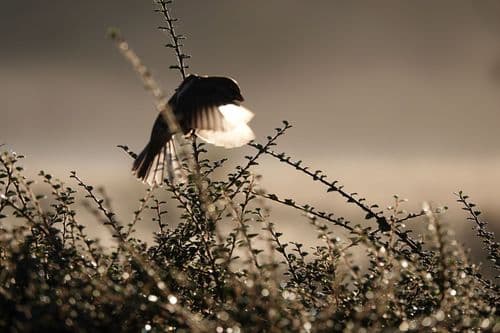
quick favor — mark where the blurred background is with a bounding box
[1,1,499,267]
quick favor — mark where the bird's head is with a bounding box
[224,77,244,102]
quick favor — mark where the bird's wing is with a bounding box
[196,104,255,148]
[174,76,244,132]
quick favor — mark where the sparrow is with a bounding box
[132,74,255,185]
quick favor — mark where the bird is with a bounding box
[132,74,255,186]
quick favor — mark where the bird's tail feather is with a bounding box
[132,140,186,186]
[165,140,187,184]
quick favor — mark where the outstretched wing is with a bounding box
[195,104,255,148]
[172,75,245,132]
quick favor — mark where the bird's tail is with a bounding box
[132,140,185,186]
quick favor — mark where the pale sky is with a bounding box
[1,1,499,242]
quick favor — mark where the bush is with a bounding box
[0,1,498,332]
